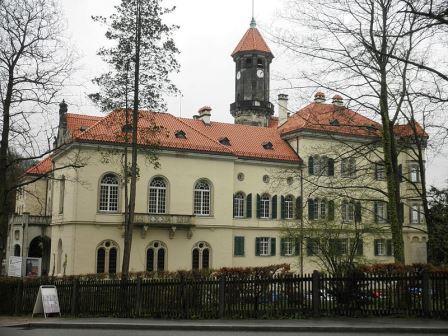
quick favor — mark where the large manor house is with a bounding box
[6,19,428,276]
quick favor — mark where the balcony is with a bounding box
[126,213,195,239]
[230,100,274,114]
[9,214,51,226]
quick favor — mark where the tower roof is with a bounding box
[231,26,273,57]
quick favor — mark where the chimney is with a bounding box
[332,94,344,106]
[197,106,212,125]
[314,91,326,104]
[278,94,289,126]
[56,100,68,147]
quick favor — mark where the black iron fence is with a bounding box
[1,271,447,318]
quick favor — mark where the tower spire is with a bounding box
[250,0,256,28]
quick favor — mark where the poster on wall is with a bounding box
[8,256,22,277]
[25,257,41,277]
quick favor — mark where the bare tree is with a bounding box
[273,0,446,263]
[0,0,73,272]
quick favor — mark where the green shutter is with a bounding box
[296,196,303,220]
[272,195,278,219]
[246,193,252,218]
[270,238,276,256]
[232,193,236,218]
[399,202,404,224]
[307,238,315,256]
[328,158,335,176]
[280,196,285,219]
[308,199,314,220]
[386,239,393,256]
[255,237,261,256]
[308,156,314,175]
[374,202,378,223]
[256,194,261,218]
[374,239,379,256]
[294,239,301,256]
[280,238,286,256]
[234,236,245,256]
[328,200,335,221]
[355,201,362,222]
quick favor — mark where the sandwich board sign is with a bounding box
[32,285,61,318]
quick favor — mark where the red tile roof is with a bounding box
[232,27,273,57]
[279,103,382,138]
[66,113,102,137]
[25,156,52,176]
[68,109,299,163]
[394,121,428,138]
[181,119,300,162]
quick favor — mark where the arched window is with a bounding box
[285,195,294,219]
[14,244,21,257]
[149,177,167,214]
[146,241,167,272]
[233,192,245,218]
[192,241,211,270]
[194,180,211,215]
[260,194,270,219]
[99,174,119,212]
[96,240,119,274]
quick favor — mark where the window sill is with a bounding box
[97,212,121,215]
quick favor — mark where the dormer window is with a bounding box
[219,137,231,146]
[329,119,340,126]
[175,130,186,139]
[262,141,273,150]
[79,126,88,132]
[121,124,132,133]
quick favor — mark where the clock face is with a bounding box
[236,71,241,80]
[257,69,264,78]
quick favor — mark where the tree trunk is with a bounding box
[121,2,141,279]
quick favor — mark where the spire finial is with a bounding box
[250,0,256,28]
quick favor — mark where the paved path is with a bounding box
[1,317,448,334]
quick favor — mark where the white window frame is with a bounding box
[341,201,354,223]
[146,240,167,272]
[259,237,271,256]
[285,195,294,219]
[260,194,270,219]
[233,192,245,218]
[194,180,211,216]
[376,239,385,256]
[192,241,211,270]
[283,238,294,256]
[409,164,420,183]
[99,174,120,213]
[410,203,424,224]
[149,177,167,214]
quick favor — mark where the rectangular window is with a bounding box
[234,236,245,256]
[341,202,354,222]
[409,164,420,182]
[307,238,319,256]
[375,201,387,223]
[375,163,385,180]
[283,238,294,256]
[285,198,294,219]
[260,198,270,219]
[259,237,270,256]
[410,203,423,224]
[341,158,356,178]
[233,194,245,218]
[256,237,276,256]
[374,239,393,256]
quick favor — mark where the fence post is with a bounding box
[71,278,79,316]
[218,277,226,318]
[312,270,321,317]
[422,271,431,317]
[135,277,142,317]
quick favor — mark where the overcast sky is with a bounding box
[57,0,447,187]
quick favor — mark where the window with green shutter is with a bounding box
[234,236,245,256]
[246,193,252,218]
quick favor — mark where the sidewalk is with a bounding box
[2,317,448,333]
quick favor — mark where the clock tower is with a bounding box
[230,18,274,127]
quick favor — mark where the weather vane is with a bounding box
[250,0,257,28]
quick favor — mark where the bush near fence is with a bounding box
[1,265,447,319]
